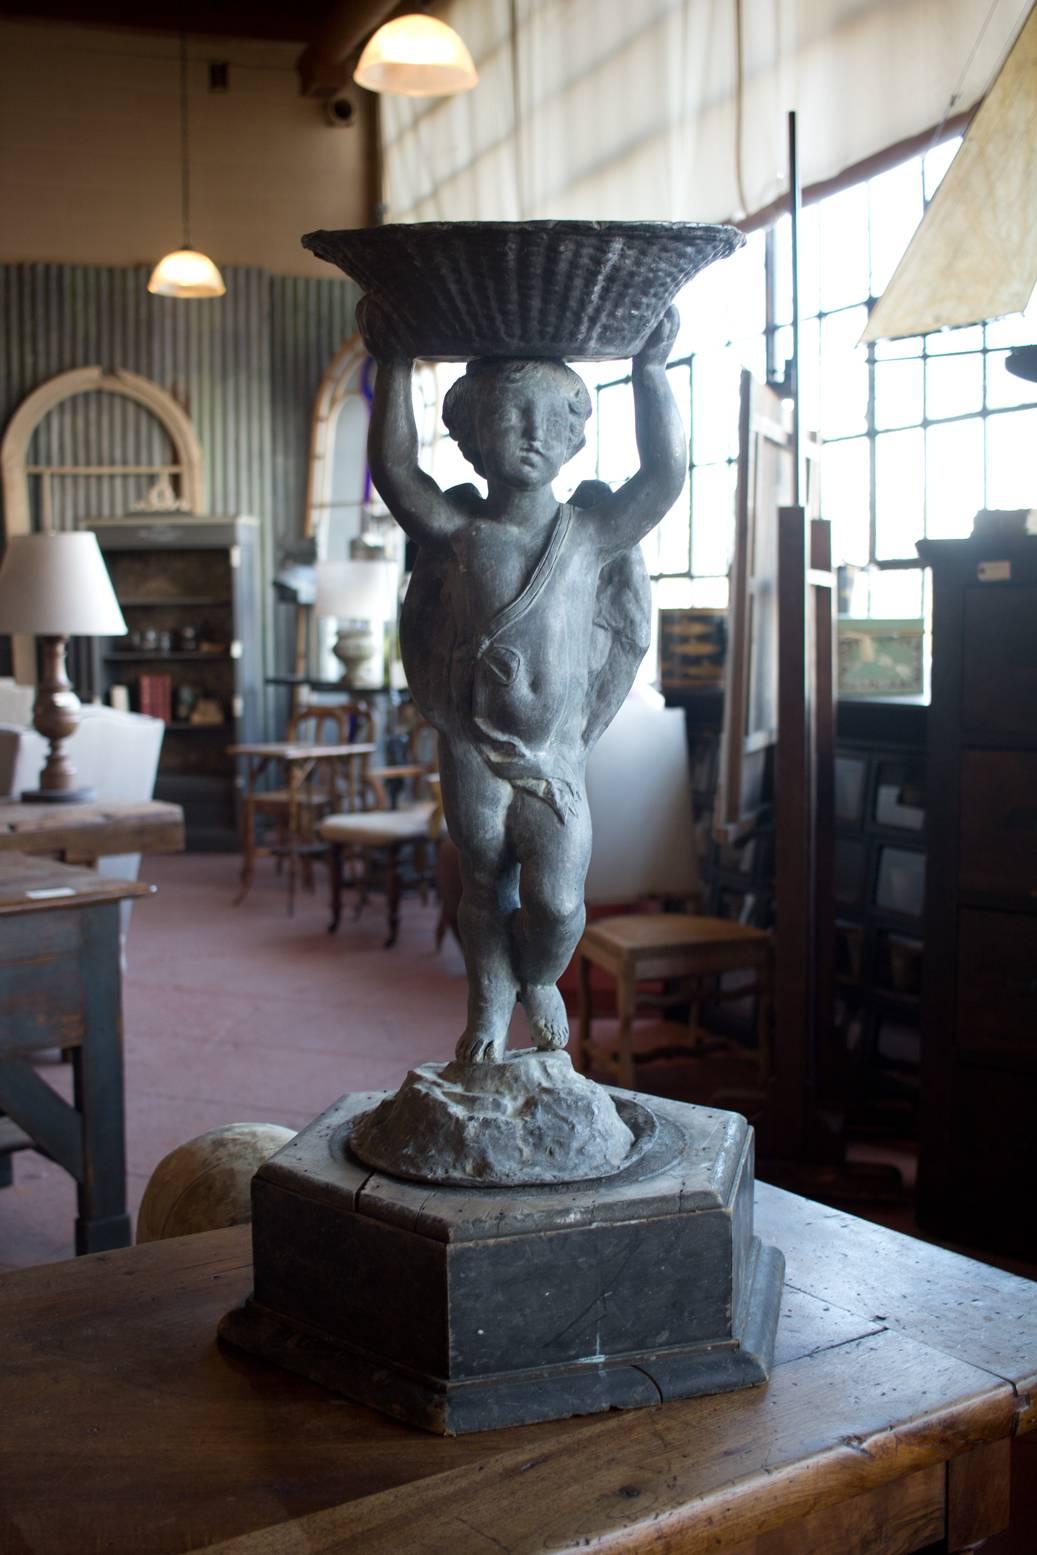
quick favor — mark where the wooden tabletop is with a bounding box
[0,1183,1033,1555]
[582,913,770,953]
[0,799,185,859]
[227,742,376,760]
[0,853,153,915]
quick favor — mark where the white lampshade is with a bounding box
[0,532,127,636]
[148,248,226,299]
[353,14,478,97]
[315,559,398,620]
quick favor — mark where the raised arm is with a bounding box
[587,305,687,555]
[359,297,461,548]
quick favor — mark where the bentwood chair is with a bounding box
[241,702,374,902]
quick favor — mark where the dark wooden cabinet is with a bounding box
[88,517,261,851]
[917,535,1037,1254]
[832,725,927,1128]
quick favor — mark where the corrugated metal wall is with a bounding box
[0,262,359,725]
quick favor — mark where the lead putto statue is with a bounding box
[220,224,785,1435]
[360,299,684,1067]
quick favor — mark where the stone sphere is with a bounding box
[135,1122,295,1244]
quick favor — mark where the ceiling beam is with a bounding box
[0,1,333,44]
[295,0,399,96]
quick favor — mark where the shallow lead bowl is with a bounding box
[302,219,744,362]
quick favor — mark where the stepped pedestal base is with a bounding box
[220,1086,784,1436]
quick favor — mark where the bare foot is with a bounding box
[454,1026,507,1064]
[521,983,569,1051]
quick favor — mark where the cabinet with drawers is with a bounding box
[916,536,1037,1253]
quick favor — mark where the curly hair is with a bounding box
[442,359,592,479]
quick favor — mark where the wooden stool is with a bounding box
[576,913,773,1089]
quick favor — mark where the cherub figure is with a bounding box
[361,300,685,1063]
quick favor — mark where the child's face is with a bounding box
[475,379,571,493]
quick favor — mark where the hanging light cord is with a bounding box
[180,33,192,249]
[733,0,750,219]
[925,0,1028,164]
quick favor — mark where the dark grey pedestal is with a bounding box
[219,1087,784,1435]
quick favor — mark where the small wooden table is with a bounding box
[0,854,153,1254]
[0,796,185,861]
[1,1182,1033,1554]
[229,741,376,912]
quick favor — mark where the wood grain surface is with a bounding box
[0,853,152,914]
[0,1185,1033,1555]
[0,798,184,859]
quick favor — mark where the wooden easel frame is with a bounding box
[771,508,836,1158]
[716,371,793,842]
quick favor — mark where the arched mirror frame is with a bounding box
[1,366,205,681]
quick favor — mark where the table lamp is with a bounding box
[315,559,398,688]
[0,531,127,802]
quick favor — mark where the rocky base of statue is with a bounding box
[219,1085,785,1435]
[349,1050,654,1187]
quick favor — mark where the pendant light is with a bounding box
[148,35,225,298]
[354,13,478,97]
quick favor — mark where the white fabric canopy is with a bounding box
[864,2,1037,339]
[380,0,1026,226]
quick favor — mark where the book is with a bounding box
[138,673,173,724]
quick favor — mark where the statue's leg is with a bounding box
[508,784,592,1052]
[438,739,518,1064]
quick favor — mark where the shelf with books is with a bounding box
[118,596,233,608]
[104,652,233,662]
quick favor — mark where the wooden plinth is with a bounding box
[219,1087,784,1435]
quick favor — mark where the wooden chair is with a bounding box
[319,723,439,948]
[575,911,773,1091]
[242,703,373,896]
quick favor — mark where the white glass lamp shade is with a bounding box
[353,14,478,97]
[0,532,127,636]
[315,559,398,621]
[147,248,226,299]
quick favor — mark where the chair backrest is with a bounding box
[287,701,375,748]
[370,716,438,811]
[406,718,438,773]
[286,702,375,808]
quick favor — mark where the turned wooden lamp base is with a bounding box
[21,635,95,806]
[22,784,96,805]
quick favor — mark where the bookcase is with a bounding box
[916,535,1037,1255]
[88,517,261,850]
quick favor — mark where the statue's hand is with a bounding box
[635,304,680,370]
[357,294,412,366]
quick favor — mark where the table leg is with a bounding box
[286,763,299,918]
[576,953,592,1074]
[328,843,343,934]
[617,965,636,1090]
[385,845,401,948]
[946,1439,1011,1551]
[757,944,774,1082]
[74,903,130,1254]
[234,759,259,905]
